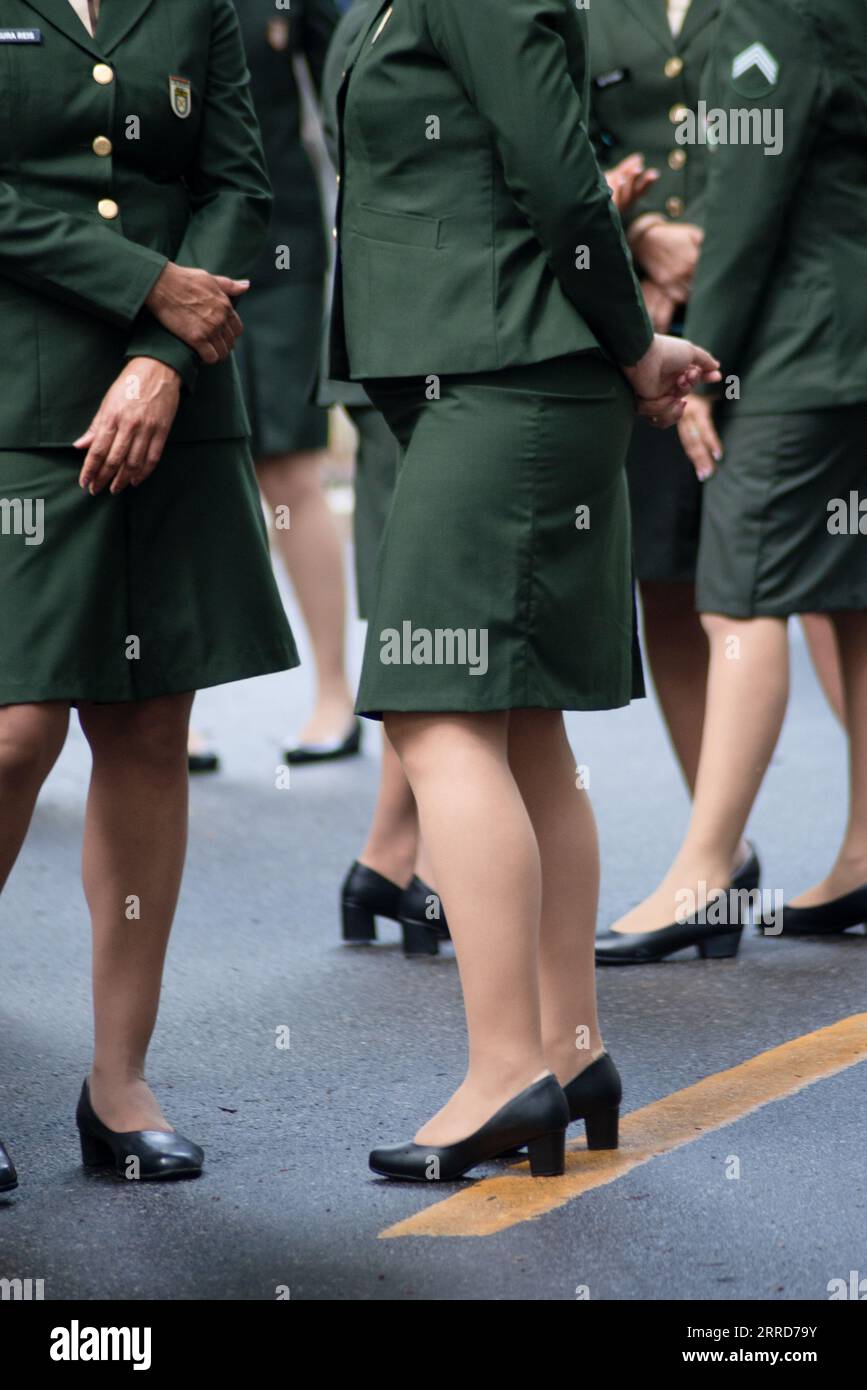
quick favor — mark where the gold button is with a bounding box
[92,136,113,157]
[669,103,689,123]
[668,149,687,170]
[98,198,119,220]
[93,63,114,85]
[665,56,684,79]
[666,196,685,218]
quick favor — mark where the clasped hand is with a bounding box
[623,333,721,430]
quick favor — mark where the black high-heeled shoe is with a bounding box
[775,882,867,936]
[563,1051,623,1149]
[369,1074,569,1181]
[597,845,762,967]
[595,914,744,965]
[76,1081,204,1181]
[398,874,451,954]
[501,1051,622,1157]
[285,718,362,766]
[0,1139,18,1193]
[340,862,448,956]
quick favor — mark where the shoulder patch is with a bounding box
[731,42,779,97]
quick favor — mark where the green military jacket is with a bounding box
[235,0,338,289]
[0,0,271,448]
[685,0,867,412]
[329,0,653,382]
[588,0,720,231]
[317,0,377,408]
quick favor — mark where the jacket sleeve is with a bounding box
[125,0,274,389]
[301,0,342,96]
[684,0,823,376]
[0,183,166,326]
[425,0,653,366]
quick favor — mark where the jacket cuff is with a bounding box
[125,324,200,394]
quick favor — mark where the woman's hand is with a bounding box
[633,221,703,303]
[678,393,723,481]
[641,279,677,333]
[623,333,721,430]
[604,153,660,216]
[75,357,182,495]
[145,262,250,363]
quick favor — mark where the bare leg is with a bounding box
[800,613,847,728]
[612,614,789,934]
[77,692,194,1133]
[357,727,418,887]
[791,610,867,905]
[641,581,750,875]
[0,702,70,891]
[507,710,603,1084]
[385,711,547,1145]
[640,582,708,792]
[257,450,355,743]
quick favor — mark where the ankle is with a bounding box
[544,1040,604,1086]
[358,844,415,887]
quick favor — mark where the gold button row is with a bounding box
[98,198,119,220]
[665,56,684,79]
[93,62,114,84]
[92,135,112,157]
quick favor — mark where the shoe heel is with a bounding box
[698,928,742,960]
[341,902,377,943]
[527,1128,566,1178]
[79,1129,112,1167]
[401,920,439,957]
[585,1106,619,1151]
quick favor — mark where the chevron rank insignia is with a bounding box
[731,42,779,97]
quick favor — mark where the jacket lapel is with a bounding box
[20,0,101,58]
[93,0,156,55]
[342,0,392,81]
[678,0,720,49]
[620,0,674,52]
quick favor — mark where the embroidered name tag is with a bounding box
[593,68,630,91]
[0,28,43,44]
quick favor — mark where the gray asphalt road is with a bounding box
[1,560,865,1301]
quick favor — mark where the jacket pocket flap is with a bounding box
[352,204,441,248]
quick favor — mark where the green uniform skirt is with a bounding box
[696,405,867,617]
[347,404,401,622]
[355,353,644,719]
[0,441,299,705]
[626,416,703,585]
[235,280,329,459]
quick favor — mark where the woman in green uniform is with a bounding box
[598,0,867,961]
[331,0,720,1178]
[231,0,360,768]
[0,0,297,1189]
[588,0,723,803]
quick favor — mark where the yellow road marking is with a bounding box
[380,1012,867,1239]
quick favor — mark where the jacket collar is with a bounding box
[621,0,719,53]
[21,0,156,57]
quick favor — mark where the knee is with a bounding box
[0,706,67,784]
[81,696,191,769]
[700,611,732,642]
